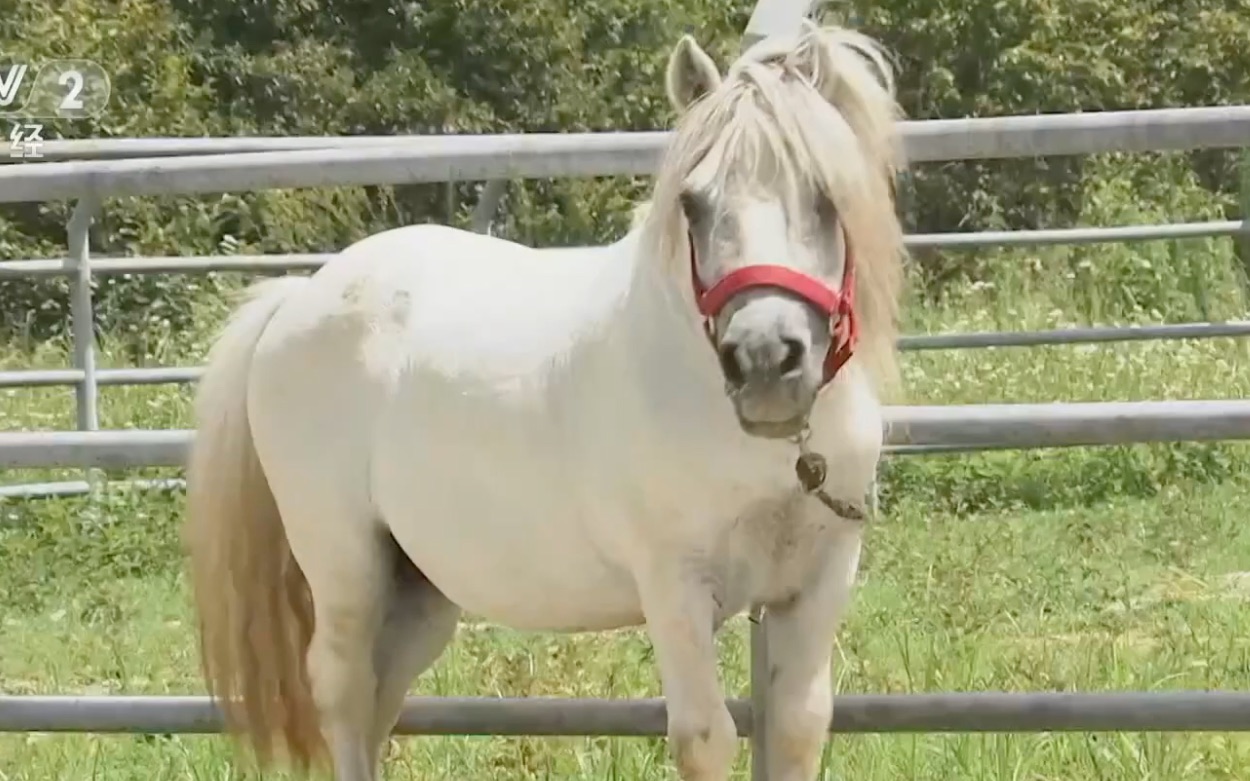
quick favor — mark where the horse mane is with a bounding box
[640,20,908,398]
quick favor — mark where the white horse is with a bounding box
[183,20,906,781]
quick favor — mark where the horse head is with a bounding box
[651,20,907,439]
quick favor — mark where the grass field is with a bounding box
[4,236,1250,779]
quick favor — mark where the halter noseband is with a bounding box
[688,233,859,387]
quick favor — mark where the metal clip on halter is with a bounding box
[792,428,869,523]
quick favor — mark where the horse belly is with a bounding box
[382,493,644,631]
[371,399,645,632]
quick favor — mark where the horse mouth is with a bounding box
[736,414,807,440]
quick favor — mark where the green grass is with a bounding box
[4,236,1250,779]
[3,477,1250,780]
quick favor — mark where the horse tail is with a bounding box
[182,275,325,770]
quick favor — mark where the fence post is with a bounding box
[471,179,508,235]
[66,197,100,487]
[742,0,817,48]
[749,608,770,780]
[445,180,457,225]
[1239,148,1250,291]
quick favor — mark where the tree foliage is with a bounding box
[1,0,1247,344]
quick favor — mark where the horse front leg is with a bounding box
[762,528,864,781]
[639,564,739,781]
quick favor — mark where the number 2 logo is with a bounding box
[58,70,84,111]
[0,60,111,118]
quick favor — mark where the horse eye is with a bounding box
[815,195,837,222]
[679,191,703,222]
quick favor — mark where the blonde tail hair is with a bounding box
[182,276,326,770]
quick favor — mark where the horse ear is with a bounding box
[666,35,721,111]
[794,22,841,103]
[794,20,896,104]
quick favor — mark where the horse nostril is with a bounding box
[718,341,746,388]
[779,337,805,375]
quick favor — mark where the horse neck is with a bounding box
[539,228,718,415]
[542,227,817,508]
[613,239,738,434]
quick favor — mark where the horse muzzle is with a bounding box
[716,322,820,439]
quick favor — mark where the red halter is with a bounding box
[688,235,858,387]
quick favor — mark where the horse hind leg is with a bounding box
[367,533,461,765]
[289,515,458,779]
[283,506,394,781]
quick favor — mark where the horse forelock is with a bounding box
[640,21,908,397]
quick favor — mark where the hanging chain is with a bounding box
[790,425,869,523]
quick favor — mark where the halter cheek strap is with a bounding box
[688,235,858,387]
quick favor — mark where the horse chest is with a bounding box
[705,491,849,628]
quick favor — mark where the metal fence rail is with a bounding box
[0,367,202,389]
[1,220,1243,279]
[4,321,1250,391]
[4,400,1250,470]
[0,476,182,499]
[9,104,1250,165]
[5,691,1250,735]
[3,107,1250,203]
